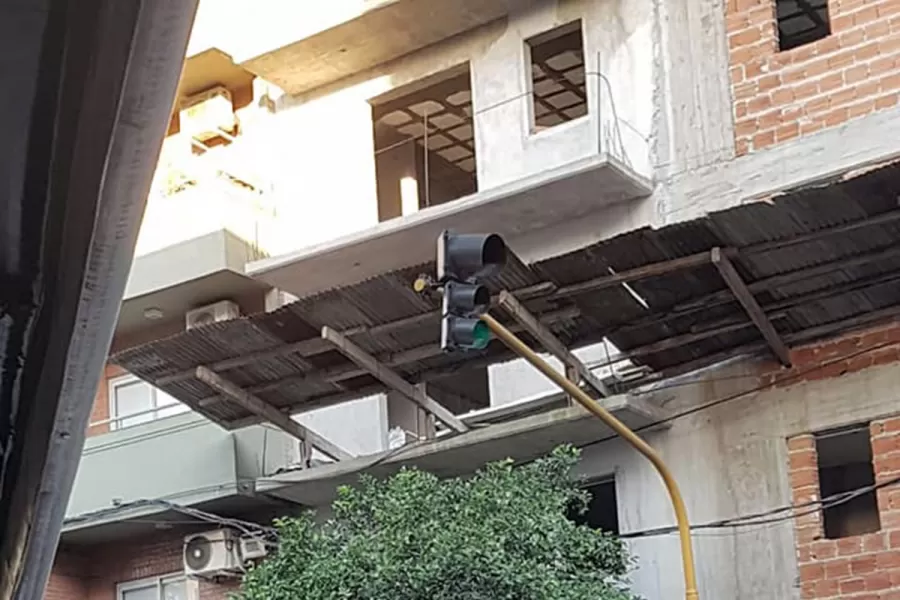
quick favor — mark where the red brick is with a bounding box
[788,435,816,452]
[752,129,776,150]
[810,539,838,561]
[839,577,867,595]
[730,27,763,49]
[824,557,852,578]
[799,562,825,581]
[862,532,887,553]
[789,448,817,471]
[877,549,900,570]
[865,571,893,591]
[850,554,878,575]
[838,536,863,556]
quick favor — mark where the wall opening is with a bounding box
[570,477,619,534]
[526,21,587,132]
[815,424,880,539]
[371,64,477,222]
[776,0,830,51]
[429,367,491,415]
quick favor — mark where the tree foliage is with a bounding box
[238,446,638,600]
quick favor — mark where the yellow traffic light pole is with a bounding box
[480,313,700,600]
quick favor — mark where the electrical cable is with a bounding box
[619,473,900,539]
[578,338,900,453]
[66,339,900,546]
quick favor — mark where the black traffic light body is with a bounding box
[437,231,506,352]
[436,231,506,283]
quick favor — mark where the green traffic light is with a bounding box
[471,320,491,349]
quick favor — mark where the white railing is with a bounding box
[135,135,278,258]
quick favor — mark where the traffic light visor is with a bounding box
[437,232,507,281]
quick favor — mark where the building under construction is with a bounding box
[47,1,900,599]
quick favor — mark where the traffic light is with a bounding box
[436,231,506,352]
[436,231,506,283]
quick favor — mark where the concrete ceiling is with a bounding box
[248,154,651,298]
[241,0,517,95]
[117,270,267,336]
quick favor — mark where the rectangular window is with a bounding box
[526,21,587,132]
[371,64,477,221]
[777,0,830,51]
[109,374,189,430]
[118,575,186,600]
[569,476,619,534]
[815,424,880,539]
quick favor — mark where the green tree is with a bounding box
[239,446,638,600]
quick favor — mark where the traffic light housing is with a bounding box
[436,231,506,283]
[436,231,506,352]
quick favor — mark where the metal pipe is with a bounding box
[480,313,700,600]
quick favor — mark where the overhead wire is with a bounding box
[620,472,900,539]
[66,336,900,547]
[579,337,900,453]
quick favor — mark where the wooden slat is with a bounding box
[497,291,612,397]
[320,326,469,433]
[195,366,353,461]
[711,248,792,366]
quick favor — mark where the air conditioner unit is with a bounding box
[183,529,242,578]
[239,535,268,563]
[179,86,236,143]
[186,300,240,330]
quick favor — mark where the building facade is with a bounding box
[48,0,900,599]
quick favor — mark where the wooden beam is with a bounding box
[142,210,900,390]
[661,299,900,380]
[711,248,792,366]
[191,307,580,409]
[549,251,717,299]
[320,326,469,433]
[194,366,353,461]
[497,291,612,397]
[614,241,900,339]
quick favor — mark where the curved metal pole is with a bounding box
[481,313,700,600]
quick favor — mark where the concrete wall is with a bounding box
[201,0,657,259]
[295,394,390,459]
[69,413,238,518]
[575,323,900,599]
[68,412,300,520]
[471,0,654,186]
[488,341,618,406]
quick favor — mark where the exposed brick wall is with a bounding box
[759,321,900,388]
[45,550,88,600]
[788,416,900,599]
[45,532,240,600]
[87,363,126,437]
[726,0,900,155]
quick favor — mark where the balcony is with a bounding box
[247,64,650,298]
[117,137,277,336]
[63,412,298,542]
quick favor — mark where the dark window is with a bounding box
[815,424,880,539]
[371,64,477,222]
[526,21,587,131]
[570,477,619,534]
[777,0,831,51]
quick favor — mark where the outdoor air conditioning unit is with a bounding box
[183,529,243,578]
[179,86,236,143]
[185,300,240,330]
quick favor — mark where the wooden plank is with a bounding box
[550,251,716,299]
[497,291,612,397]
[320,326,469,433]
[194,366,353,461]
[711,248,792,366]
[614,242,900,338]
